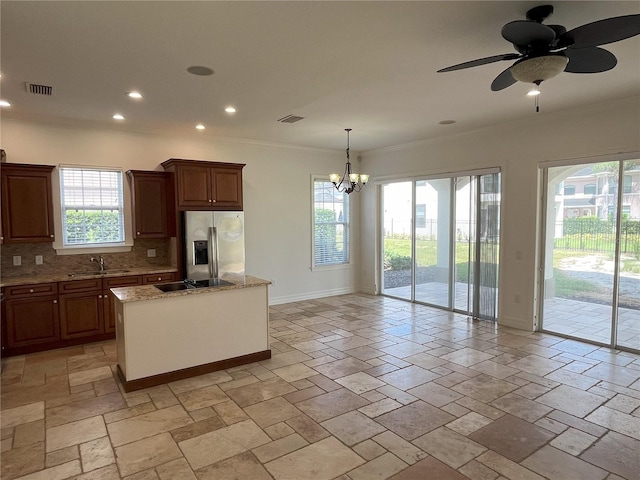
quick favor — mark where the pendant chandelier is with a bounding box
[330,128,369,194]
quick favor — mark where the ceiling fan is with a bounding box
[437,5,640,92]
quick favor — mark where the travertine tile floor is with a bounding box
[2,293,640,480]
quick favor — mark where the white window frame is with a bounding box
[311,176,351,270]
[53,165,133,254]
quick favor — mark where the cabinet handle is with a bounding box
[50,235,54,238]
[208,199,213,203]
[53,300,57,304]
[137,232,141,235]
[158,277,162,281]
[98,294,103,299]
[29,289,34,293]
[212,199,217,203]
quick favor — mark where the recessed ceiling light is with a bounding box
[113,113,125,120]
[187,66,214,76]
[438,119,456,125]
[127,91,143,99]
[225,106,237,114]
[0,100,11,107]
[196,123,205,130]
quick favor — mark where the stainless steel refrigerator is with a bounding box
[183,211,245,282]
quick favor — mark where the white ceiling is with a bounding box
[1,1,639,152]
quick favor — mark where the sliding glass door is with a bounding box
[381,171,500,321]
[540,159,640,351]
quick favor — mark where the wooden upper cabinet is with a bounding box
[1,163,56,243]
[127,171,175,238]
[161,159,244,210]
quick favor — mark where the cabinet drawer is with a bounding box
[4,282,58,299]
[59,278,102,294]
[104,275,142,288]
[143,272,178,284]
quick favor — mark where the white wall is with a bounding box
[1,119,361,304]
[360,96,640,330]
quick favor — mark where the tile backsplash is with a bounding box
[0,238,175,278]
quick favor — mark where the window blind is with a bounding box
[313,179,350,266]
[60,167,125,245]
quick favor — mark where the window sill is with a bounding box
[311,263,351,272]
[54,242,133,256]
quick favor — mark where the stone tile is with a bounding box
[213,400,249,425]
[46,416,107,453]
[469,414,555,462]
[335,372,386,394]
[155,458,197,480]
[114,433,181,477]
[413,426,486,468]
[176,385,228,411]
[196,451,272,480]
[285,414,330,443]
[13,420,44,448]
[272,363,317,382]
[522,445,608,480]
[358,397,403,418]
[580,431,640,480]
[352,439,386,460]
[459,459,500,480]
[312,357,375,380]
[372,430,427,465]
[264,436,364,480]
[225,377,297,407]
[388,456,469,480]
[45,445,78,468]
[440,348,494,367]
[169,416,226,443]
[70,464,120,480]
[103,402,156,424]
[167,371,233,395]
[545,368,601,390]
[583,363,640,387]
[476,450,545,480]
[604,393,640,414]
[403,352,449,370]
[107,405,192,446]
[550,427,597,455]
[46,392,126,427]
[376,400,454,440]
[375,385,418,405]
[470,360,520,379]
[446,412,493,436]
[294,388,369,422]
[490,392,553,422]
[282,385,325,404]
[1,442,45,480]
[537,385,607,418]
[508,355,565,376]
[68,367,113,387]
[1,402,44,429]
[348,452,408,480]
[12,460,81,480]
[320,410,386,446]
[378,365,440,391]
[546,410,607,437]
[251,433,308,463]
[451,374,519,403]
[244,397,301,428]
[79,436,114,472]
[407,381,464,407]
[263,422,295,440]
[585,406,640,440]
[178,419,270,470]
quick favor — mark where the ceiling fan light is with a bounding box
[511,55,568,83]
[527,87,541,96]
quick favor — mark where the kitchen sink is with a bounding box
[154,279,233,293]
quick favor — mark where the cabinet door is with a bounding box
[176,165,212,207]
[4,296,60,348]
[1,164,55,243]
[211,167,243,209]
[59,292,103,339]
[103,275,142,333]
[129,172,172,238]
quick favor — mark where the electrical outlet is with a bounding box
[13,256,21,266]
[514,294,521,304]
[147,249,156,258]
[271,278,276,285]
[35,255,44,265]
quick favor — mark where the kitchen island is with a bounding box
[111,276,271,392]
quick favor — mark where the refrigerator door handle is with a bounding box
[209,226,219,280]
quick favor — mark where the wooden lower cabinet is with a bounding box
[59,291,104,339]
[4,295,60,348]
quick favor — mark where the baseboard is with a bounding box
[269,286,357,305]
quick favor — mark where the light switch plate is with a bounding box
[147,249,156,258]
[35,255,44,265]
[13,256,21,266]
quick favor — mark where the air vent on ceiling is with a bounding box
[25,82,53,96]
[277,114,304,124]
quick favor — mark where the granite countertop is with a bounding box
[0,266,178,288]
[111,275,271,303]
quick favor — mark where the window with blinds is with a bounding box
[313,179,350,267]
[60,167,125,246]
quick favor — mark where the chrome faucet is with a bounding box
[90,256,106,272]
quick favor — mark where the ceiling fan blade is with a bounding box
[491,66,517,91]
[502,20,556,47]
[564,47,617,73]
[560,14,640,48]
[437,53,521,73]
